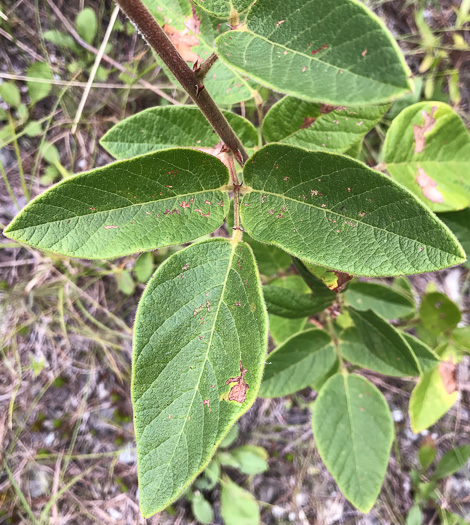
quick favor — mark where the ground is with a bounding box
[0,0,469,524]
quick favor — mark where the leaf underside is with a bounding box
[132,238,268,517]
[4,149,230,259]
[216,0,412,105]
[101,106,258,159]
[240,144,465,276]
[259,328,336,398]
[312,373,394,513]
[262,97,389,154]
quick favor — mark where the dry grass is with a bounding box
[0,0,469,523]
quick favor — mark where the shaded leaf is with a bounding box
[418,438,436,471]
[312,373,394,513]
[402,333,440,374]
[216,0,412,105]
[230,445,269,474]
[262,97,389,154]
[384,102,470,212]
[142,0,192,31]
[134,252,155,283]
[192,492,214,524]
[4,149,229,259]
[101,106,258,159]
[27,62,53,105]
[263,274,335,318]
[240,144,464,277]
[433,444,470,480]
[259,329,336,398]
[220,423,239,448]
[409,365,458,433]
[343,309,420,377]
[116,270,135,295]
[269,315,307,346]
[438,208,470,268]
[132,238,267,517]
[419,291,461,335]
[0,82,21,108]
[344,281,415,319]
[220,477,260,525]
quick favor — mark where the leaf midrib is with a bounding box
[143,240,237,505]
[245,188,461,259]
[7,188,225,232]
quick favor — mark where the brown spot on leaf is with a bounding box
[416,167,443,203]
[225,361,249,403]
[438,359,457,394]
[300,116,316,129]
[413,106,437,153]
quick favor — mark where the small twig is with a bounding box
[72,5,120,133]
[114,0,249,165]
[0,26,44,62]
[195,52,218,81]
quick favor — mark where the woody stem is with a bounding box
[114,0,249,166]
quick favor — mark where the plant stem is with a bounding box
[196,52,218,81]
[8,114,29,201]
[227,153,242,233]
[114,0,249,166]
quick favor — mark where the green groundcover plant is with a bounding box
[4,0,470,519]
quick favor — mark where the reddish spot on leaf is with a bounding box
[311,43,327,55]
[104,225,118,229]
[302,66,307,72]
[225,361,249,403]
[362,49,367,57]
[276,20,285,27]
[416,167,443,203]
[413,106,437,153]
[203,399,210,407]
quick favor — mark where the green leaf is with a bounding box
[220,477,260,525]
[230,445,269,474]
[438,208,470,268]
[194,0,252,18]
[262,97,389,154]
[134,252,155,283]
[344,281,415,319]
[191,492,214,524]
[384,102,470,212]
[215,0,411,105]
[312,373,394,513]
[27,62,53,105]
[433,445,470,480]
[240,144,465,276]
[418,441,436,471]
[269,315,307,345]
[259,329,336,398]
[142,0,192,31]
[452,326,470,354]
[0,82,21,108]
[24,121,42,137]
[40,142,60,165]
[438,509,468,525]
[263,274,334,319]
[406,505,423,525]
[409,366,458,433]
[343,308,420,377]
[247,239,291,277]
[43,30,79,52]
[101,106,258,159]
[132,238,268,517]
[116,270,136,295]
[419,291,461,335]
[76,8,98,44]
[220,423,239,448]
[204,59,255,105]
[4,149,230,259]
[401,333,440,374]
[388,77,423,119]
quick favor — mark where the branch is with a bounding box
[114,0,249,165]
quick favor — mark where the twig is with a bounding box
[195,52,218,80]
[45,0,179,105]
[114,0,249,165]
[72,5,120,133]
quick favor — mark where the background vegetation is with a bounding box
[0,0,469,523]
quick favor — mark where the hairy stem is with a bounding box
[114,0,249,165]
[227,153,242,232]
